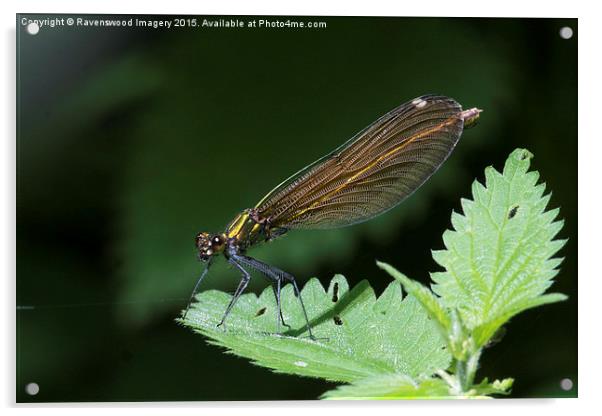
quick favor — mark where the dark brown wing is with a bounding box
[254,95,466,230]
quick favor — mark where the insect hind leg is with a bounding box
[232,254,316,340]
[271,277,291,333]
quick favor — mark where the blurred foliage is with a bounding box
[17,15,576,401]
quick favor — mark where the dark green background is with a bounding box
[16,15,577,401]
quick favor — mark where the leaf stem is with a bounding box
[456,348,482,393]
[436,369,461,395]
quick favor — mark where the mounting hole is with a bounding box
[560,378,573,391]
[25,382,39,395]
[26,22,40,35]
[559,26,573,40]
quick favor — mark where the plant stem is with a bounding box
[436,369,461,394]
[456,348,482,393]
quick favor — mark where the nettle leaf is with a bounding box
[376,261,451,334]
[321,373,513,399]
[321,373,451,400]
[471,377,514,396]
[180,275,450,383]
[430,148,567,347]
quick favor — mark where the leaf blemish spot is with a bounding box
[332,282,339,302]
[508,205,519,219]
[294,361,308,368]
[333,315,343,325]
[255,307,266,317]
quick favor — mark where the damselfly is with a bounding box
[184,95,481,339]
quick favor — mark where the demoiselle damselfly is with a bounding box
[184,94,481,339]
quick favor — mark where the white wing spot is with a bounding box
[412,98,427,108]
[294,361,308,367]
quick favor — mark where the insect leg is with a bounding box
[217,258,251,329]
[280,271,316,340]
[271,276,291,333]
[265,226,288,242]
[183,260,212,319]
[241,255,289,333]
[232,254,315,340]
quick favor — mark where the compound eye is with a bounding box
[213,236,221,244]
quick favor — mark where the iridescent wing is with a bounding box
[254,95,473,230]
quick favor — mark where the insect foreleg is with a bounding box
[217,258,252,329]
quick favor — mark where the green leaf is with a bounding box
[321,373,513,399]
[430,148,567,347]
[471,377,514,396]
[180,275,450,383]
[377,261,451,333]
[321,374,451,400]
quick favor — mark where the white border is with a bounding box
[3,1,598,415]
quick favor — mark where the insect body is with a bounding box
[185,95,482,339]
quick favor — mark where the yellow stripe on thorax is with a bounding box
[226,212,250,239]
[226,211,262,241]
